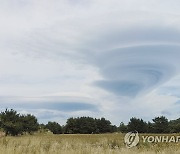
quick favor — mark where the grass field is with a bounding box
[0,133,179,154]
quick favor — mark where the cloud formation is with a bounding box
[93,45,180,97]
[0,0,180,124]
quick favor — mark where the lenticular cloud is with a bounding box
[95,45,180,97]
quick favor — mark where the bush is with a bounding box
[0,109,39,136]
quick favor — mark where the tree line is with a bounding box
[119,116,180,134]
[0,109,179,136]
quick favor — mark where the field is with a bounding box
[0,133,179,154]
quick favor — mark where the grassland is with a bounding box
[0,133,179,154]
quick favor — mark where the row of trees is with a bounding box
[64,117,116,134]
[40,117,116,134]
[119,116,180,133]
[0,109,115,136]
[0,109,179,136]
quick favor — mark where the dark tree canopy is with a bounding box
[152,116,169,133]
[0,109,38,136]
[127,117,147,133]
[119,122,128,133]
[0,109,180,135]
[65,117,114,134]
[21,114,39,134]
[45,122,62,134]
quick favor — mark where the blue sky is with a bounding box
[0,0,180,125]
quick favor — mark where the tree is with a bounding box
[45,122,62,134]
[0,109,39,136]
[111,125,118,133]
[65,117,77,134]
[65,117,113,134]
[168,118,180,133]
[127,117,147,133]
[21,114,39,134]
[65,117,97,134]
[152,116,169,133]
[0,109,23,136]
[119,122,128,133]
[96,118,112,133]
[39,123,46,129]
[76,117,97,134]
[146,122,154,133]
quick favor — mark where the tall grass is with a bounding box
[0,133,179,154]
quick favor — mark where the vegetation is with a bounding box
[0,109,179,153]
[0,133,179,154]
[45,122,62,134]
[0,109,38,136]
[64,117,114,134]
[0,109,179,136]
[119,116,180,134]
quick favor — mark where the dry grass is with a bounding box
[0,133,179,154]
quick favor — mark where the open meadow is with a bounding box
[0,133,179,154]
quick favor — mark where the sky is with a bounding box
[0,0,180,125]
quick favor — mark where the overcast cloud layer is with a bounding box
[0,0,180,124]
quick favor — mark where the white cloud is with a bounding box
[0,0,180,124]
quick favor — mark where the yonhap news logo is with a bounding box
[124,131,180,148]
[124,131,139,148]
